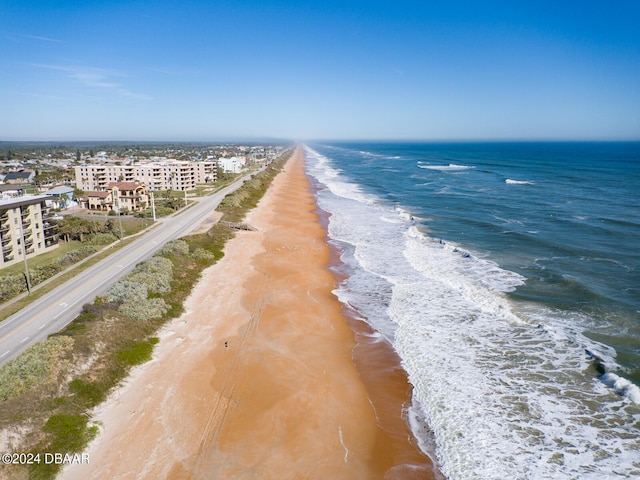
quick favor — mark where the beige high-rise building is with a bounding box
[0,195,59,269]
[75,161,216,192]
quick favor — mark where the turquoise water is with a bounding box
[304,142,640,479]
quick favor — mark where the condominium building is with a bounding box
[74,160,216,192]
[0,195,59,269]
[217,156,246,174]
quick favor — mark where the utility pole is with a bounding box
[151,189,156,222]
[17,227,32,293]
[115,195,124,240]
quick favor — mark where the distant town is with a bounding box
[0,143,289,270]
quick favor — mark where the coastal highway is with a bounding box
[0,171,260,367]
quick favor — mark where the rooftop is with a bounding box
[0,194,53,209]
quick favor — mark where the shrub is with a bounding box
[154,206,174,217]
[127,257,173,294]
[157,239,189,256]
[89,232,118,245]
[118,297,169,321]
[58,246,97,266]
[138,256,173,273]
[127,271,167,294]
[0,273,29,302]
[189,247,215,261]
[0,336,74,402]
[105,280,148,304]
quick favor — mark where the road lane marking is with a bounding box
[38,324,47,330]
[0,351,9,359]
[59,302,68,308]
[20,336,29,344]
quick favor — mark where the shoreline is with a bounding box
[63,147,439,479]
[309,173,442,479]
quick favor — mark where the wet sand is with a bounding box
[62,147,438,479]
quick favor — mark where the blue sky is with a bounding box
[1,0,639,141]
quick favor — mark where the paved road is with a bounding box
[0,171,260,367]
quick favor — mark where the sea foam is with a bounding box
[506,178,536,185]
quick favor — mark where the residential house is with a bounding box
[4,171,35,184]
[45,186,75,209]
[84,181,149,213]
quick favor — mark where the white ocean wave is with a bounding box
[506,178,536,185]
[418,163,475,171]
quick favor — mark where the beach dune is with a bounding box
[63,147,437,479]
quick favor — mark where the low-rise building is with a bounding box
[45,186,75,209]
[0,195,59,269]
[84,181,149,213]
[4,171,35,184]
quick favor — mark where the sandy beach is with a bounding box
[62,147,437,480]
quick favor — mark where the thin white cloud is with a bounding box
[8,33,65,43]
[17,92,70,101]
[28,63,152,100]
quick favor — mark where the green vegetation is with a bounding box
[127,257,173,294]
[157,238,189,256]
[0,148,290,480]
[118,297,170,322]
[218,174,275,223]
[0,235,142,323]
[0,240,84,277]
[0,337,74,402]
[32,414,99,480]
[0,246,97,303]
[117,338,159,366]
[0,218,152,305]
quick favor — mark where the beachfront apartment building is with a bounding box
[217,156,246,174]
[74,160,216,192]
[0,195,59,269]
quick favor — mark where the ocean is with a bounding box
[303,142,640,480]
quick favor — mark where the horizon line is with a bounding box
[1,138,640,146]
